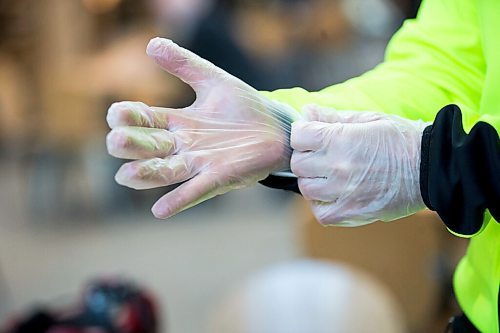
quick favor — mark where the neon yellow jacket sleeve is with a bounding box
[264,0,489,131]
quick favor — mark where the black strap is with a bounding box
[259,174,300,194]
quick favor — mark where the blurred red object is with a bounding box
[1,277,160,333]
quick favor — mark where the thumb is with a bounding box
[146,37,224,89]
[303,104,384,124]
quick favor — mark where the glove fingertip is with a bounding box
[114,163,141,189]
[114,166,129,187]
[107,102,128,128]
[146,37,174,57]
[106,129,127,155]
[151,202,173,219]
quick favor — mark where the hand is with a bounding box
[291,105,429,226]
[106,38,299,219]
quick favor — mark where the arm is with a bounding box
[264,0,500,235]
[286,104,499,236]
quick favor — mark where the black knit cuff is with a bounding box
[419,124,434,210]
[419,104,500,236]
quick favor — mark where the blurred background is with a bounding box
[0,0,469,332]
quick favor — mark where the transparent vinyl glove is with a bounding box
[291,105,430,226]
[106,38,300,218]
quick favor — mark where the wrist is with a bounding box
[410,119,432,213]
[267,100,300,172]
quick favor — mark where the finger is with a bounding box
[150,106,198,130]
[309,201,338,225]
[310,198,378,227]
[290,151,328,177]
[303,104,383,124]
[146,37,223,89]
[115,155,193,190]
[291,121,333,152]
[297,177,332,201]
[106,101,197,133]
[106,127,176,159]
[107,101,169,129]
[302,104,337,122]
[309,201,364,227]
[151,173,221,219]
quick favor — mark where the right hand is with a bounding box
[291,105,428,226]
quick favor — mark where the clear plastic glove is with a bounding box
[291,105,430,226]
[106,37,299,219]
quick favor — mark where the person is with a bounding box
[105,0,499,331]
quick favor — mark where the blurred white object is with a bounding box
[207,260,406,333]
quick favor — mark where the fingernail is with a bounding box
[114,163,135,185]
[107,129,128,150]
[151,203,172,219]
[106,102,124,127]
[114,171,126,186]
[146,37,173,56]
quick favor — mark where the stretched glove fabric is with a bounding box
[291,105,430,226]
[106,38,299,218]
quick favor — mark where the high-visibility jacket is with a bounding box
[263,0,500,331]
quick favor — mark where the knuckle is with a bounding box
[297,178,312,196]
[331,162,350,177]
[290,124,300,148]
[290,162,302,177]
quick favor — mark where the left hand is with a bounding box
[106,38,299,219]
[291,105,430,226]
